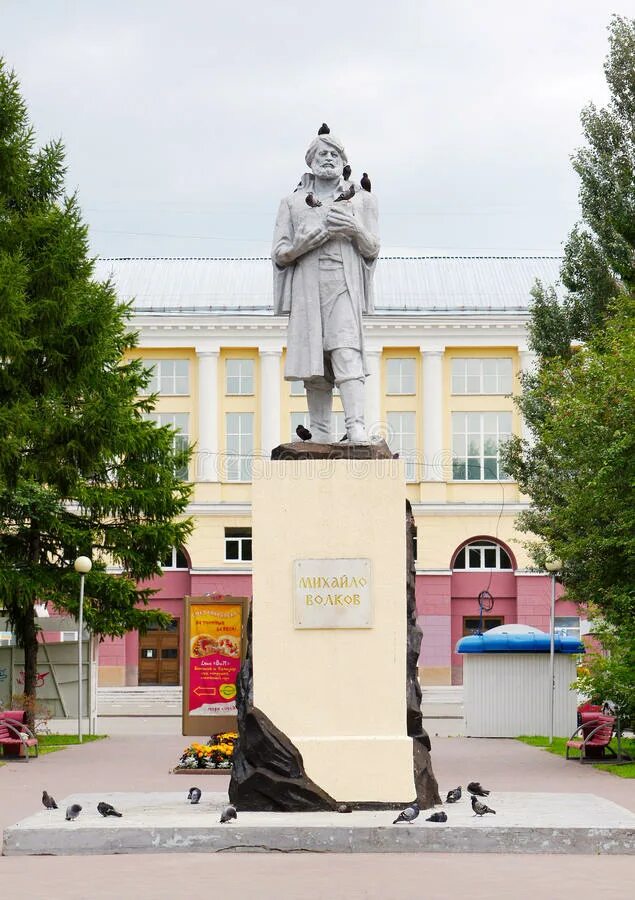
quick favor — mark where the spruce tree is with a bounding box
[504,17,635,635]
[0,61,192,725]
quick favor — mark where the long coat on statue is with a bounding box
[272,178,380,382]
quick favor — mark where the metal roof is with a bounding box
[93,256,562,316]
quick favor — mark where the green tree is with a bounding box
[504,17,635,663]
[0,61,192,725]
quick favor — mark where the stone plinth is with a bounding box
[251,458,413,802]
[4,792,635,856]
[271,439,394,461]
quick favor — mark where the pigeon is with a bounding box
[305,192,322,208]
[42,790,58,810]
[426,811,448,823]
[296,424,312,442]
[317,123,330,135]
[97,801,122,818]
[393,802,419,824]
[471,795,496,816]
[467,781,490,797]
[334,184,355,202]
[220,804,237,823]
[65,803,82,821]
[187,787,201,805]
[342,164,352,181]
[446,786,462,803]
[360,172,372,192]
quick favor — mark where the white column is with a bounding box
[196,350,220,481]
[421,348,445,481]
[519,348,537,443]
[364,349,382,440]
[260,349,282,455]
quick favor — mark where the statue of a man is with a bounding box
[272,125,380,443]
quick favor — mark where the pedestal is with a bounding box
[252,458,413,802]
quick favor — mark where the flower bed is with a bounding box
[176,732,238,770]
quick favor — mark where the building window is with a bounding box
[289,380,306,396]
[452,412,512,480]
[555,616,581,640]
[145,413,190,480]
[225,528,252,562]
[160,546,189,570]
[331,411,345,441]
[453,540,513,570]
[143,359,189,395]
[225,412,253,481]
[226,358,254,395]
[386,411,417,482]
[451,358,513,395]
[463,616,504,635]
[386,358,416,395]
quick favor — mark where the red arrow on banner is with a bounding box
[193,686,217,697]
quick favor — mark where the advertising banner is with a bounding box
[182,596,248,737]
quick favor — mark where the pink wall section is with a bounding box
[96,572,254,680]
[190,574,252,596]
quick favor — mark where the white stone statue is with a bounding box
[272,125,380,443]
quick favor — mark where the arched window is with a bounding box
[453,540,512,571]
[160,546,189,570]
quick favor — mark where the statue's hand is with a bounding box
[325,206,359,240]
[276,225,328,265]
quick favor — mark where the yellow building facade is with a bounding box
[95,256,578,688]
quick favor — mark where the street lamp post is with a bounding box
[545,559,563,745]
[74,556,92,742]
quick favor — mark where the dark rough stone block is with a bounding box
[229,608,338,812]
[271,439,394,461]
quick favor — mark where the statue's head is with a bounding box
[305,126,347,180]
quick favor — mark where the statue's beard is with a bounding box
[312,163,341,180]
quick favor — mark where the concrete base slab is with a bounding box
[3,791,634,856]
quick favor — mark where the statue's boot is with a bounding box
[306,384,333,443]
[339,378,369,443]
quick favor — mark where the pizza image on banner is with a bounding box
[189,603,242,716]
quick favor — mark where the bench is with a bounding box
[0,710,39,762]
[565,713,621,763]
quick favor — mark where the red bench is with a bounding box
[0,710,39,762]
[565,713,619,763]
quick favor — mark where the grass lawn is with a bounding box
[517,734,635,778]
[37,734,107,755]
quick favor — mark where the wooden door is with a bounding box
[139,619,180,685]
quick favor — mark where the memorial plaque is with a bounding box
[293,559,372,629]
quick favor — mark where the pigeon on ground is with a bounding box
[393,802,419,824]
[187,787,201,805]
[471,795,496,816]
[296,424,312,442]
[305,192,322,208]
[446,786,462,803]
[65,803,82,821]
[467,782,490,797]
[426,811,448,823]
[342,164,352,181]
[220,804,237,823]
[317,123,330,135]
[360,172,372,192]
[42,790,58,810]
[97,801,122,818]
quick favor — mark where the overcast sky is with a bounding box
[1,1,626,259]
